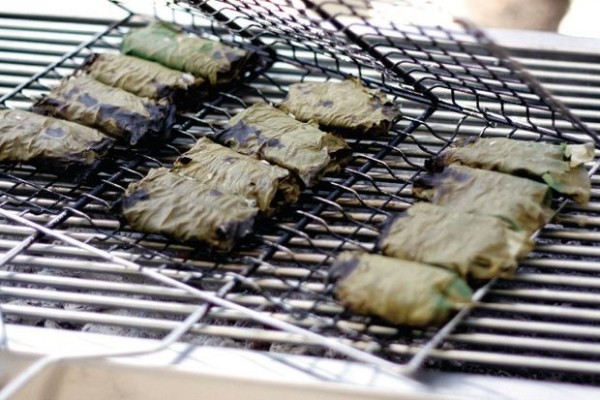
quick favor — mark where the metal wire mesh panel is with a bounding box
[177,0,599,144]
[1,0,600,387]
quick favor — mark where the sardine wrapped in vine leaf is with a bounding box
[122,168,258,251]
[0,109,113,169]
[214,102,351,187]
[82,53,206,107]
[33,75,175,145]
[121,22,252,85]
[379,203,533,280]
[279,78,400,135]
[172,137,300,213]
[429,137,594,204]
[329,252,473,327]
[413,165,553,234]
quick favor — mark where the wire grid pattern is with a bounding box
[0,4,600,384]
[177,0,599,145]
[0,7,441,365]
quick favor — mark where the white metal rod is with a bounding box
[0,208,419,382]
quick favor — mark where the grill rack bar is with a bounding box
[0,5,441,380]
[0,13,133,105]
[302,0,600,146]
[456,18,600,146]
[1,5,600,386]
[0,208,422,400]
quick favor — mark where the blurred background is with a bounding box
[3,0,600,38]
[453,0,600,37]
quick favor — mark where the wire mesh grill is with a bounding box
[1,0,600,387]
[177,0,599,144]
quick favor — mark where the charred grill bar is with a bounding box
[1,0,600,394]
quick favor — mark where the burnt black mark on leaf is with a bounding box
[265,137,284,149]
[212,50,224,60]
[33,77,175,145]
[328,256,360,283]
[99,100,174,145]
[154,82,177,99]
[79,93,99,107]
[216,120,283,150]
[446,166,473,183]
[413,174,442,200]
[43,127,66,138]
[178,156,192,165]
[424,154,447,172]
[62,86,81,100]
[222,156,237,163]
[217,208,256,251]
[415,167,474,201]
[417,165,472,189]
[291,84,312,95]
[90,135,115,153]
[216,120,260,147]
[122,188,150,209]
[317,100,334,108]
[371,96,382,110]
[382,102,400,120]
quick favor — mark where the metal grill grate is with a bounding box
[1,0,600,389]
[180,0,599,144]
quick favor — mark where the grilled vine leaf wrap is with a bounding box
[32,75,176,145]
[279,78,400,135]
[429,137,595,204]
[82,53,206,107]
[121,22,252,86]
[172,137,300,214]
[0,109,114,169]
[379,203,533,280]
[413,165,553,234]
[214,103,351,187]
[122,168,258,251]
[329,252,473,327]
